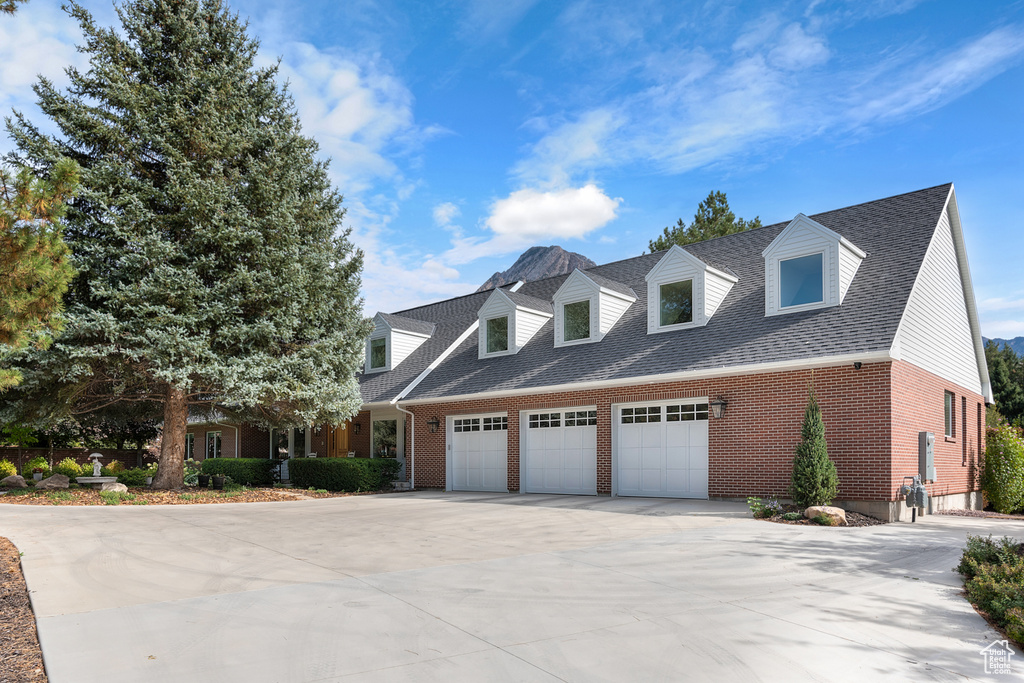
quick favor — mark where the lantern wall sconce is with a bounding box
[709,397,728,419]
[427,417,440,433]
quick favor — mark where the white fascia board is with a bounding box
[390,320,481,404]
[839,236,868,259]
[394,329,433,340]
[945,185,994,403]
[395,349,894,406]
[514,305,553,318]
[705,265,739,283]
[762,213,844,257]
[598,286,638,302]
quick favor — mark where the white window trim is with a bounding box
[777,250,828,313]
[482,315,513,358]
[560,299,594,345]
[366,335,388,373]
[654,278,699,333]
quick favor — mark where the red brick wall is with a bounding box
[400,361,897,500]
[890,359,985,501]
[238,424,269,459]
[350,411,371,458]
[0,447,154,470]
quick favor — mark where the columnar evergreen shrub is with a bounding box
[200,458,275,486]
[289,458,401,492]
[789,391,839,507]
[982,421,1024,514]
[53,457,82,480]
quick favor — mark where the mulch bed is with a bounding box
[0,486,391,506]
[0,537,46,682]
[760,504,888,527]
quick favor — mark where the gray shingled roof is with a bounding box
[378,313,436,337]
[583,270,638,299]
[505,290,554,314]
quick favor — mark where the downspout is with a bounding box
[213,422,239,458]
[393,403,415,490]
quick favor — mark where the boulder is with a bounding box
[1,475,27,488]
[805,505,847,525]
[35,474,70,490]
[100,482,128,493]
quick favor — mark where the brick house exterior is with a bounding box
[215,185,991,521]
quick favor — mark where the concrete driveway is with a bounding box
[1,491,1020,682]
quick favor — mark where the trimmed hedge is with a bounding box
[289,457,401,492]
[983,422,1024,513]
[117,468,150,487]
[201,458,275,486]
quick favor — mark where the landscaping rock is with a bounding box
[35,474,70,490]
[805,505,847,525]
[100,482,128,493]
[1,475,27,489]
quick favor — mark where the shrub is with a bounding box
[289,457,402,492]
[957,535,1024,644]
[101,460,125,476]
[782,512,803,521]
[117,468,150,487]
[982,422,1024,514]
[53,457,83,480]
[812,514,838,526]
[201,458,274,486]
[747,496,782,519]
[21,456,50,478]
[790,391,839,507]
[0,459,16,479]
[183,459,200,486]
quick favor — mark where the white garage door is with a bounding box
[522,410,597,495]
[616,401,709,499]
[450,415,508,492]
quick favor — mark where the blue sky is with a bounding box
[2,0,1023,336]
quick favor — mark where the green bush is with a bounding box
[117,468,150,487]
[957,535,1024,644]
[0,459,16,479]
[782,512,803,521]
[982,422,1024,513]
[812,514,838,526]
[183,459,200,486]
[100,460,125,476]
[790,391,839,507]
[21,456,50,478]
[201,458,275,486]
[53,457,83,480]
[289,457,401,492]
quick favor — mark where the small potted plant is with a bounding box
[198,472,210,487]
[33,467,44,481]
[144,462,159,486]
[212,473,226,490]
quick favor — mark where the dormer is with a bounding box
[365,312,435,373]
[552,269,637,348]
[762,213,866,316]
[645,245,738,334]
[477,289,553,359]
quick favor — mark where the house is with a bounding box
[207,184,991,521]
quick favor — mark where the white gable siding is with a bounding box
[599,294,632,337]
[477,293,514,359]
[894,207,982,395]
[704,271,734,320]
[391,330,428,368]
[838,242,862,303]
[558,275,596,304]
[516,309,549,348]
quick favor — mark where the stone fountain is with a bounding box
[76,453,119,489]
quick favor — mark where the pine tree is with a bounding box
[2,0,372,488]
[789,390,839,507]
[649,191,761,252]
[0,159,78,390]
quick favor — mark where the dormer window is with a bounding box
[645,246,736,334]
[553,270,636,348]
[486,316,509,353]
[364,312,434,373]
[369,337,387,369]
[762,214,865,317]
[563,300,591,342]
[779,253,824,308]
[477,288,552,359]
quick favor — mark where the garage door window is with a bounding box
[453,418,480,432]
[483,417,508,431]
[564,410,597,426]
[529,413,561,428]
[621,406,661,423]
[665,403,709,421]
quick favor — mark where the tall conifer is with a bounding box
[789,389,840,507]
[3,0,371,487]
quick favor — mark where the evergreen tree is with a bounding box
[986,340,1024,427]
[649,191,761,252]
[790,390,839,507]
[0,0,28,15]
[0,159,78,390]
[2,0,371,488]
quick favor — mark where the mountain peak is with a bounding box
[478,246,597,292]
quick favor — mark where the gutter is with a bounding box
[392,403,415,490]
[213,422,239,458]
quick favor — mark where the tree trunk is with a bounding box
[152,385,187,489]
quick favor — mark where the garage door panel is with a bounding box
[616,403,709,499]
[451,417,508,492]
[522,410,597,495]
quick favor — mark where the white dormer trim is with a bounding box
[552,270,636,348]
[477,288,553,359]
[645,245,738,334]
[364,313,432,374]
[762,213,865,317]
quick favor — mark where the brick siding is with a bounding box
[0,447,154,471]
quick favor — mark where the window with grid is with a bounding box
[665,403,709,421]
[453,418,481,433]
[620,406,662,424]
[564,410,597,427]
[528,413,562,428]
[482,416,508,431]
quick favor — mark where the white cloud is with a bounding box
[983,320,1024,340]
[768,24,830,71]
[513,109,625,186]
[445,184,620,265]
[433,202,461,227]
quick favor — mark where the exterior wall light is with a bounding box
[427,417,440,433]
[709,397,728,419]
[853,361,862,370]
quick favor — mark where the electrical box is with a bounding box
[919,431,936,482]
